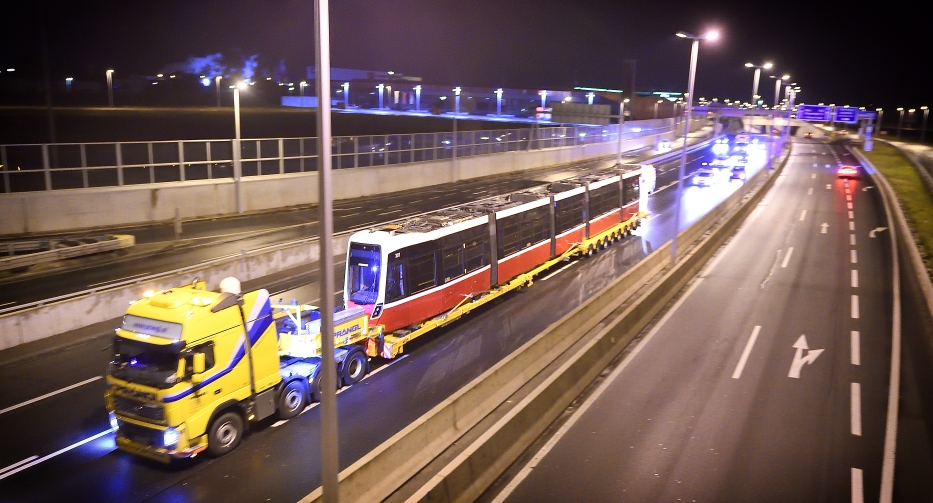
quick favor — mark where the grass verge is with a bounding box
[861,141,933,272]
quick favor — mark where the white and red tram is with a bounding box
[345,163,653,333]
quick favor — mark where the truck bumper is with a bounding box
[115,431,207,463]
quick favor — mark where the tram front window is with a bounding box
[347,243,381,305]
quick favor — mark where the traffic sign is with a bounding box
[834,106,859,123]
[797,104,832,121]
[858,110,877,121]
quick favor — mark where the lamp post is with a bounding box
[215,76,222,107]
[897,107,905,139]
[233,82,247,214]
[654,99,662,120]
[876,108,884,136]
[106,69,114,107]
[771,74,789,108]
[744,62,773,108]
[377,83,384,109]
[616,98,629,165]
[921,106,929,143]
[539,90,548,109]
[495,88,504,116]
[414,85,422,111]
[342,82,349,109]
[672,29,718,263]
[453,86,462,114]
[299,80,307,97]
[586,92,595,105]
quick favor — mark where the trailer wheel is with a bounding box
[207,411,243,457]
[277,380,308,419]
[341,348,368,386]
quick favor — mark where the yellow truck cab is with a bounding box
[105,277,370,462]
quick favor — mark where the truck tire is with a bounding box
[207,411,243,457]
[277,380,308,419]
[341,348,368,386]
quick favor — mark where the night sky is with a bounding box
[4,1,931,111]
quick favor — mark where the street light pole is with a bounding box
[745,62,773,108]
[654,100,661,120]
[876,108,884,136]
[922,106,929,143]
[233,82,245,214]
[342,82,349,109]
[616,98,629,165]
[897,107,905,139]
[672,29,718,263]
[414,85,422,111]
[495,88,503,116]
[313,0,339,501]
[106,69,114,107]
[454,86,462,115]
[215,76,222,107]
[377,83,384,109]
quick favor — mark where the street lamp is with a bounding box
[233,81,247,214]
[539,90,548,109]
[770,74,789,108]
[299,81,307,97]
[672,29,719,263]
[616,98,630,165]
[876,108,884,136]
[376,83,384,109]
[414,85,422,111]
[922,106,929,143]
[215,75,222,107]
[744,62,773,108]
[654,99,662,120]
[106,69,114,107]
[342,82,349,109]
[586,92,595,105]
[65,77,73,92]
[453,87,462,114]
[897,107,905,139]
[495,88,504,116]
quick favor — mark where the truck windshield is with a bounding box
[347,243,381,305]
[110,338,181,389]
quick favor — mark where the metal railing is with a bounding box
[0,120,680,193]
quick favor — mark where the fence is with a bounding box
[0,120,679,193]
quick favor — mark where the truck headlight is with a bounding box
[109,412,119,431]
[163,427,180,448]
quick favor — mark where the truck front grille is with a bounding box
[117,420,163,447]
[113,395,165,422]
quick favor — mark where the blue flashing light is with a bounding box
[201,78,210,87]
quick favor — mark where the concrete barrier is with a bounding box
[298,146,789,503]
[0,234,135,272]
[0,122,704,236]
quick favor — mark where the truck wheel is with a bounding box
[277,380,308,419]
[207,411,243,457]
[341,348,368,386]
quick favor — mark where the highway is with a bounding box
[0,139,712,309]
[0,134,759,501]
[486,141,897,502]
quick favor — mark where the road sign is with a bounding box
[796,104,832,121]
[858,110,877,121]
[834,106,860,123]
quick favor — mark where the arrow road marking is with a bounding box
[821,223,829,234]
[870,227,888,238]
[862,186,875,191]
[788,335,824,378]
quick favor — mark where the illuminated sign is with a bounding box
[833,107,860,124]
[796,105,832,121]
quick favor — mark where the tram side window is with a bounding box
[385,261,406,303]
[555,194,585,234]
[589,184,619,218]
[522,206,549,245]
[442,246,464,282]
[464,239,486,272]
[408,253,438,293]
[623,176,641,206]
[498,213,523,257]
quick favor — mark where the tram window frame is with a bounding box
[589,184,619,218]
[408,253,438,293]
[441,245,464,282]
[555,193,585,234]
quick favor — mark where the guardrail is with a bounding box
[0,234,135,272]
[0,120,680,193]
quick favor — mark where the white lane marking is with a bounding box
[0,376,103,415]
[808,187,813,195]
[849,210,854,219]
[732,325,762,379]
[813,163,818,167]
[811,173,816,179]
[852,295,860,318]
[201,253,238,263]
[491,276,707,503]
[799,209,807,221]
[273,355,410,427]
[87,272,150,288]
[852,467,864,503]
[852,383,863,436]
[781,247,794,268]
[846,194,852,201]
[0,429,112,481]
[377,209,403,216]
[827,184,832,189]
[847,202,853,209]
[0,456,39,475]
[788,335,824,378]
[851,250,858,264]
[541,261,578,281]
[851,331,860,365]
[850,234,856,246]
[0,301,15,308]
[821,223,829,234]
[852,269,859,288]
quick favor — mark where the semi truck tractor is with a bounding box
[105,277,371,462]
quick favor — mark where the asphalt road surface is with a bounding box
[0,135,760,501]
[488,141,899,502]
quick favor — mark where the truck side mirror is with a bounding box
[176,359,186,381]
[192,352,206,374]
